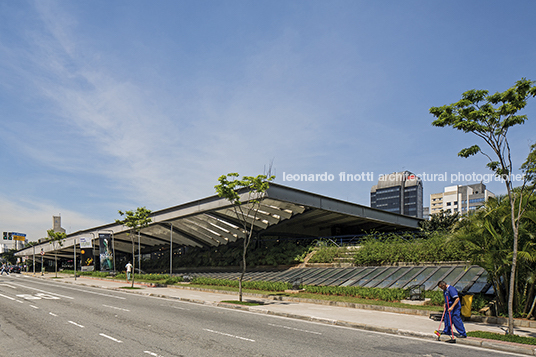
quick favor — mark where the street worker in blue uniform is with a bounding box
[438,280,467,338]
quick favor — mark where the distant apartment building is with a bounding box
[370,171,423,218]
[430,183,495,215]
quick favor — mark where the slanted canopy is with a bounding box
[15,183,422,261]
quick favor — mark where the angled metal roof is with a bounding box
[15,183,422,260]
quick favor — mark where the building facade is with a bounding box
[370,171,424,218]
[430,183,495,215]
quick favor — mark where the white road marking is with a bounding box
[99,333,123,343]
[59,286,126,300]
[144,351,163,357]
[17,294,41,300]
[0,293,24,303]
[13,279,125,300]
[49,312,57,316]
[103,304,130,312]
[203,328,255,342]
[68,321,84,328]
[268,323,322,335]
[35,293,60,299]
[0,283,17,288]
[29,305,39,309]
[8,282,74,299]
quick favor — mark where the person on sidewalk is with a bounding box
[125,261,133,282]
[1,263,9,275]
[438,280,467,338]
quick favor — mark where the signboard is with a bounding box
[99,233,113,271]
[12,233,26,241]
[79,237,92,248]
[80,247,94,272]
[3,232,26,241]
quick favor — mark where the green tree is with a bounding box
[116,207,152,287]
[47,229,66,278]
[430,78,536,333]
[0,248,17,265]
[454,194,536,317]
[215,173,275,301]
[420,210,460,233]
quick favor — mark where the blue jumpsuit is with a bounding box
[443,285,466,337]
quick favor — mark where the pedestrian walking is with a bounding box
[1,263,9,275]
[125,261,133,282]
[437,280,467,338]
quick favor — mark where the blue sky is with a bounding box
[1,1,535,241]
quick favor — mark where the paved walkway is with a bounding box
[23,273,536,355]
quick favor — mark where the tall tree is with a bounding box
[420,210,460,232]
[430,78,536,334]
[116,207,152,287]
[47,229,66,278]
[215,173,275,302]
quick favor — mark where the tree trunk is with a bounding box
[527,294,536,319]
[507,187,518,335]
[523,280,535,315]
[239,237,246,302]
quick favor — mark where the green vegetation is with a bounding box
[454,194,536,318]
[62,270,184,284]
[191,277,292,292]
[215,172,275,302]
[159,238,310,269]
[467,331,536,346]
[303,285,406,302]
[430,78,536,334]
[308,245,344,263]
[354,233,469,265]
[116,207,153,288]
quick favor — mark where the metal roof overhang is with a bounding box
[15,183,422,260]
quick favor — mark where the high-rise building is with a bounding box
[370,171,423,218]
[430,183,495,215]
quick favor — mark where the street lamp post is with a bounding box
[170,223,173,275]
[74,237,77,281]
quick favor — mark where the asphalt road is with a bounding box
[0,274,526,357]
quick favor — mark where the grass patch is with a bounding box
[187,284,444,312]
[467,331,536,346]
[119,286,142,290]
[221,300,263,306]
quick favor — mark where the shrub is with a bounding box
[308,246,344,263]
[354,233,469,265]
[191,277,292,291]
[303,285,406,302]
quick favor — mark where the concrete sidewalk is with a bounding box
[26,273,536,356]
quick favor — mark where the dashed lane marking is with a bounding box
[99,333,123,343]
[144,351,164,357]
[203,328,255,342]
[0,293,24,303]
[268,323,322,335]
[68,321,84,328]
[103,304,130,312]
